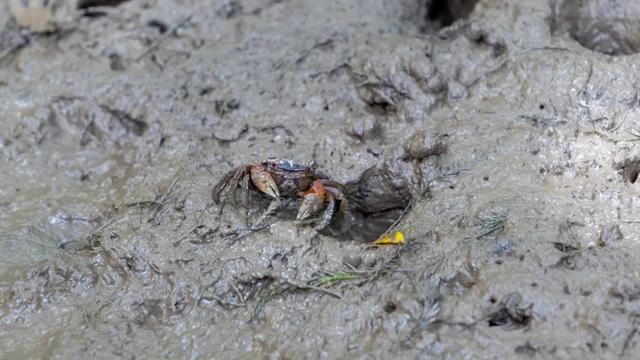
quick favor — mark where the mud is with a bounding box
[2,0,640,358]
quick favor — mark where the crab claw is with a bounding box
[250,165,280,198]
[297,180,327,220]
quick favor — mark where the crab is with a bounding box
[212,159,351,232]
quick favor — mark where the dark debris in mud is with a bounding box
[0,26,29,63]
[552,241,580,253]
[617,157,640,183]
[424,0,478,31]
[553,253,585,271]
[77,0,130,9]
[100,105,149,137]
[486,292,533,329]
[514,342,538,356]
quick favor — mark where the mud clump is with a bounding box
[598,223,623,246]
[343,167,412,242]
[617,157,640,183]
[350,42,446,118]
[346,167,412,215]
[403,130,447,160]
[346,116,379,141]
[552,0,640,55]
[487,292,533,329]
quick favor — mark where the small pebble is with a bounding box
[598,224,623,246]
[448,80,468,100]
[404,131,446,160]
[346,116,378,141]
[342,254,363,269]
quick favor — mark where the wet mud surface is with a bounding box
[2,0,640,358]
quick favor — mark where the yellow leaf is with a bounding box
[373,231,406,246]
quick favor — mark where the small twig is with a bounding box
[201,294,245,309]
[425,168,470,193]
[230,282,246,306]
[300,282,345,300]
[126,200,162,208]
[377,197,414,239]
[92,217,116,234]
[225,198,283,243]
[225,223,270,244]
[0,41,27,63]
[621,327,637,357]
[135,14,193,62]
[308,271,364,288]
[148,177,180,223]
[579,61,594,106]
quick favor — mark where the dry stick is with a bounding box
[134,14,193,63]
[204,294,245,309]
[252,279,345,321]
[148,177,180,223]
[621,327,638,357]
[0,42,26,63]
[370,197,415,244]
[297,282,344,300]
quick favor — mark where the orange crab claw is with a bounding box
[297,180,327,220]
[250,165,280,198]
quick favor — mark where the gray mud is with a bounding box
[2,0,640,358]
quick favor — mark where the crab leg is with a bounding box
[314,194,335,231]
[324,184,352,232]
[297,180,328,220]
[230,198,283,242]
[239,175,251,225]
[212,167,239,203]
[254,198,282,227]
[212,165,250,204]
[338,197,352,231]
[318,179,345,191]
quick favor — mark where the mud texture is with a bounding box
[2,0,640,359]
